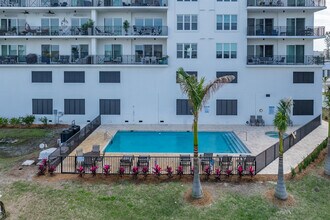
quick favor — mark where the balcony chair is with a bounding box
[249,115,256,126]
[256,115,265,126]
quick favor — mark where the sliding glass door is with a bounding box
[287,45,304,64]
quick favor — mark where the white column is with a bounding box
[91,9,97,63]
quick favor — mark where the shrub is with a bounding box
[103,165,110,175]
[225,168,232,177]
[298,163,303,173]
[249,166,254,177]
[48,165,56,175]
[39,116,48,127]
[176,165,184,178]
[0,117,8,127]
[142,166,149,178]
[215,167,221,181]
[77,166,85,177]
[204,166,212,180]
[237,165,244,177]
[153,164,161,177]
[118,167,125,177]
[291,167,296,178]
[166,166,173,178]
[90,166,98,176]
[38,164,46,175]
[41,159,47,166]
[22,115,35,126]
[9,117,22,126]
[132,166,139,178]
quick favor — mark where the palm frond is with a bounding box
[202,75,235,105]
[274,98,292,132]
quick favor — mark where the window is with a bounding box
[217,0,237,1]
[71,44,89,62]
[1,44,26,62]
[177,15,198,30]
[104,17,122,35]
[176,99,193,115]
[32,99,53,115]
[216,99,237,115]
[64,99,85,115]
[104,44,122,60]
[41,45,59,63]
[216,15,237,30]
[293,100,313,115]
[216,43,237,59]
[32,71,52,83]
[99,99,120,115]
[64,71,85,83]
[293,72,314,83]
[216,72,237,83]
[99,71,120,83]
[41,18,59,35]
[177,0,198,1]
[176,71,197,83]
[177,43,197,59]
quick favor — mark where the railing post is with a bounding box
[75,156,77,173]
[60,156,63,173]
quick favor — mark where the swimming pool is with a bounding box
[104,131,250,154]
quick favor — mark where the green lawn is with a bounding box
[2,168,329,220]
[0,128,50,146]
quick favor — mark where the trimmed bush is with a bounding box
[22,115,35,126]
[9,117,22,126]
[39,116,48,126]
[291,167,296,178]
[0,117,8,127]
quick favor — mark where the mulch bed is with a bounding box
[264,189,296,207]
[184,189,213,207]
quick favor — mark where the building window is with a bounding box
[293,100,313,115]
[216,15,237,30]
[293,72,314,84]
[177,15,198,31]
[1,44,26,62]
[32,71,52,83]
[216,99,237,115]
[176,99,193,115]
[64,71,85,83]
[177,0,198,1]
[177,43,197,59]
[100,99,120,115]
[32,99,53,115]
[99,71,120,83]
[71,44,89,63]
[216,43,237,59]
[216,72,237,83]
[41,45,59,64]
[176,71,197,83]
[64,99,85,115]
[217,0,237,1]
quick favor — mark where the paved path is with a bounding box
[259,121,328,175]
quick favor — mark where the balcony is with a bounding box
[0,26,168,38]
[247,0,326,11]
[247,26,325,38]
[0,0,168,8]
[247,55,324,65]
[0,54,169,65]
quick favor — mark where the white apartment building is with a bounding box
[0,0,326,125]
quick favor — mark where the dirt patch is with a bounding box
[264,189,296,207]
[184,188,213,207]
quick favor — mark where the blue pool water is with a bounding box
[104,131,250,154]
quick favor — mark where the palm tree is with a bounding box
[274,98,292,200]
[177,68,234,199]
[323,80,330,175]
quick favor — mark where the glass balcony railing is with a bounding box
[0,54,169,65]
[0,0,168,7]
[247,0,326,7]
[0,26,168,37]
[247,55,324,65]
[247,26,325,37]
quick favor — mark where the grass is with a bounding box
[1,168,329,220]
[0,152,38,172]
[0,128,50,146]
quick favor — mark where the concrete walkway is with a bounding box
[259,121,328,175]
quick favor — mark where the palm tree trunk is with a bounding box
[192,117,203,199]
[275,133,288,200]
[325,113,330,175]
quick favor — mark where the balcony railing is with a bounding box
[0,26,168,37]
[247,0,326,7]
[247,55,324,65]
[0,0,168,7]
[0,54,169,65]
[247,26,325,37]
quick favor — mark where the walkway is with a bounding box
[259,121,328,174]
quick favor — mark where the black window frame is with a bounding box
[64,71,85,83]
[216,99,238,115]
[99,99,121,115]
[293,100,314,116]
[64,99,85,115]
[176,99,193,115]
[31,71,52,83]
[32,99,53,115]
[293,72,314,84]
[99,71,121,83]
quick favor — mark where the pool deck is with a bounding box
[70,122,328,175]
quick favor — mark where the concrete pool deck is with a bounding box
[69,122,327,174]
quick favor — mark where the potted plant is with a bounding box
[123,20,130,35]
[81,19,94,35]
